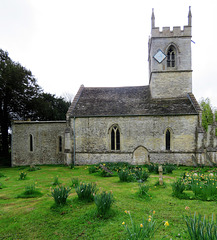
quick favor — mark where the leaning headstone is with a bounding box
[158,165,163,185]
[99,164,113,175]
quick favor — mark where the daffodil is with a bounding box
[164,221,169,227]
[122,222,125,225]
[140,223,143,228]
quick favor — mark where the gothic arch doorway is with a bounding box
[133,146,149,165]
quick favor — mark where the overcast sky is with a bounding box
[1,0,217,108]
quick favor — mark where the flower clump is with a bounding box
[19,172,27,180]
[122,210,168,239]
[172,171,217,201]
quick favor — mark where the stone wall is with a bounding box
[12,121,66,166]
[71,115,198,165]
[150,71,192,99]
[150,37,192,73]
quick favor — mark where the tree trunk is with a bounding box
[0,99,9,157]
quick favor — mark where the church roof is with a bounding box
[68,85,200,117]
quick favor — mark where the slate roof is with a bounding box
[68,85,200,117]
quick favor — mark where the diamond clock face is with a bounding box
[153,50,166,63]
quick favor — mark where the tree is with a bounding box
[0,49,41,159]
[0,49,70,164]
[199,98,213,132]
[31,93,70,121]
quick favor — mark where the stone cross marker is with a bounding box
[158,165,163,185]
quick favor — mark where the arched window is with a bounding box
[58,136,62,152]
[111,125,120,150]
[167,46,176,67]
[30,134,33,152]
[165,129,171,150]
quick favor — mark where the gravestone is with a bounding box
[99,164,113,175]
[158,165,163,185]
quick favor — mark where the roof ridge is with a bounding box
[84,85,148,90]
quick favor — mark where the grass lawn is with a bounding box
[0,165,216,239]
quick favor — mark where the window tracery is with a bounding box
[167,46,176,67]
[111,125,120,150]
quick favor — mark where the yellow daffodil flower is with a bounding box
[164,221,169,227]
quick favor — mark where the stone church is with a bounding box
[11,8,217,166]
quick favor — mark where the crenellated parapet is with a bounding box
[151,6,192,38]
[151,25,191,38]
[149,7,192,99]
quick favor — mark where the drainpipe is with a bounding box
[73,117,76,165]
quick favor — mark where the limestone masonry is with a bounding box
[12,7,217,166]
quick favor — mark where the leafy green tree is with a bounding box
[0,49,41,159]
[0,49,70,163]
[31,93,70,121]
[199,98,213,132]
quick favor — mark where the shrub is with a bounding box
[191,181,217,201]
[184,212,217,240]
[71,178,79,188]
[18,166,26,170]
[17,183,43,198]
[51,186,71,205]
[147,163,176,174]
[122,210,164,239]
[172,178,187,199]
[25,184,36,195]
[146,163,155,173]
[164,164,176,174]
[133,168,149,182]
[76,182,98,202]
[99,168,113,177]
[94,191,114,216]
[52,176,60,186]
[138,183,151,199]
[181,171,217,201]
[0,172,6,178]
[19,172,27,180]
[147,164,159,174]
[100,162,130,173]
[88,165,98,174]
[118,169,135,182]
[118,168,149,183]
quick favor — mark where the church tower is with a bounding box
[149,7,192,99]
